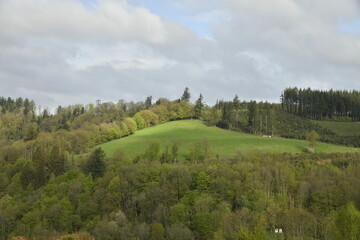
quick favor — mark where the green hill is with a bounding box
[98,120,360,159]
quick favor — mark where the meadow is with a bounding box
[98,120,360,159]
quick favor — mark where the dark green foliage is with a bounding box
[48,144,67,176]
[84,148,106,178]
[281,87,360,121]
[145,96,153,109]
[194,94,204,119]
[181,87,191,102]
[247,101,258,133]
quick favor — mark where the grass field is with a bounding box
[312,120,360,136]
[98,120,360,159]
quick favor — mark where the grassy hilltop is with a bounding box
[98,120,360,159]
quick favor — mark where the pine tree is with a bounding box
[248,101,258,133]
[233,95,240,123]
[145,96,152,109]
[84,148,106,178]
[194,94,204,119]
[181,87,191,101]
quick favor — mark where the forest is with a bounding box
[281,87,360,121]
[0,88,360,240]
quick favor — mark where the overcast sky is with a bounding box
[1,0,360,110]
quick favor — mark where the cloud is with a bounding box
[1,0,360,110]
[0,0,193,45]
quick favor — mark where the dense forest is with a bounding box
[1,88,360,240]
[281,88,360,121]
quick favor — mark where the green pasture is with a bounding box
[98,120,360,159]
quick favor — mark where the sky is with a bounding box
[1,0,360,110]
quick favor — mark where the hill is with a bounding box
[98,120,360,159]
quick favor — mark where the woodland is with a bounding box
[0,87,359,240]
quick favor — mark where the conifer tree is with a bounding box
[194,94,204,119]
[84,148,106,178]
[181,87,191,101]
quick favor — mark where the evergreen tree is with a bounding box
[233,95,240,122]
[181,87,191,102]
[48,144,66,176]
[32,146,48,188]
[248,101,258,133]
[194,94,204,119]
[221,104,232,130]
[84,148,106,178]
[145,96,152,109]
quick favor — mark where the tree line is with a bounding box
[281,87,360,121]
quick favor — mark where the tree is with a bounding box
[145,96,153,109]
[203,107,221,126]
[181,87,191,102]
[167,223,194,240]
[220,104,232,130]
[194,94,204,119]
[32,145,49,188]
[193,212,216,240]
[48,144,67,176]
[84,148,106,178]
[150,223,165,240]
[334,203,360,240]
[144,140,161,162]
[248,101,258,133]
[233,95,240,122]
[306,130,319,149]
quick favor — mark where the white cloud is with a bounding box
[66,43,177,71]
[0,0,193,45]
[1,0,360,109]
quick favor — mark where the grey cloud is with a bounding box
[1,0,360,110]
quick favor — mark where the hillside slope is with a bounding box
[98,120,360,159]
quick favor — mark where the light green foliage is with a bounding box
[124,117,137,134]
[134,113,145,129]
[203,107,221,126]
[98,120,360,159]
[169,204,187,224]
[195,171,211,192]
[150,223,165,240]
[307,130,319,148]
[334,203,360,240]
[139,110,159,128]
[170,101,194,119]
[119,121,130,136]
[152,105,170,122]
[107,176,120,193]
